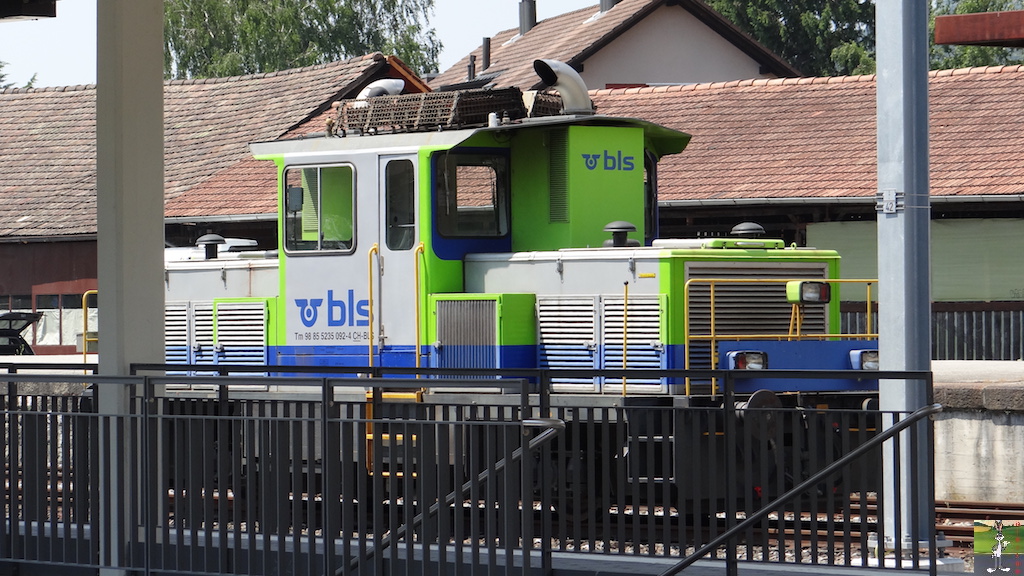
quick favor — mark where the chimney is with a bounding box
[600,0,620,12]
[468,55,477,80]
[520,0,537,35]
[482,37,491,70]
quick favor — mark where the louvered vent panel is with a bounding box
[601,295,663,392]
[164,303,189,366]
[436,299,497,370]
[549,131,568,222]
[685,263,828,370]
[188,304,219,383]
[215,301,269,383]
[538,296,597,391]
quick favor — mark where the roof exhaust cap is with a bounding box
[730,222,766,238]
[533,59,595,115]
[197,233,225,260]
[603,221,640,247]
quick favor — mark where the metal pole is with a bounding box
[875,0,932,552]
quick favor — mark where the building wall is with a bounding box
[580,5,768,89]
[0,240,97,353]
[807,218,1024,302]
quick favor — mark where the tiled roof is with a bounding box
[428,0,798,91]
[591,66,1024,202]
[1,53,391,237]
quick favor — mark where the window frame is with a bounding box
[282,163,357,255]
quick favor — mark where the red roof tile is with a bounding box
[1,54,391,236]
[428,0,797,91]
[593,66,1024,203]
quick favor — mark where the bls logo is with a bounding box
[294,289,369,328]
[581,150,636,171]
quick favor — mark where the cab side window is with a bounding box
[435,152,509,238]
[284,165,354,253]
[385,159,415,250]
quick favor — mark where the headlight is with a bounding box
[786,281,832,304]
[727,351,767,370]
[850,349,879,370]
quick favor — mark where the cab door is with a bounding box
[371,155,419,367]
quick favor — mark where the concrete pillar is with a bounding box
[95,0,164,572]
[96,0,164,375]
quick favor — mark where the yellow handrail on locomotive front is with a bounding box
[367,243,380,369]
[683,277,878,395]
[414,242,425,373]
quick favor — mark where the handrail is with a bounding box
[82,289,98,365]
[683,277,879,395]
[343,417,566,575]
[657,402,944,576]
[366,244,380,369]
[413,242,425,372]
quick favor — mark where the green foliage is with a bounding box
[705,0,1024,78]
[0,61,35,90]
[164,0,441,80]
[705,0,875,77]
[930,0,1024,69]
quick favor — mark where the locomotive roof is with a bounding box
[250,114,690,160]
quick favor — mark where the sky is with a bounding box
[0,0,598,88]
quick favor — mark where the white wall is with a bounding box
[580,5,769,89]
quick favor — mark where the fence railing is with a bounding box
[0,367,936,575]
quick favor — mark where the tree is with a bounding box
[930,0,1024,69]
[0,61,11,90]
[0,61,35,90]
[163,0,441,80]
[705,0,875,77]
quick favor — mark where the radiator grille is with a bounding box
[435,299,497,369]
[685,263,829,370]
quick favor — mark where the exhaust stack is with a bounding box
[533,59,594,115]
[520,0,537,35]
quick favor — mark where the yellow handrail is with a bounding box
[683,277,879,395]
[622,281,629,397]
[367,244,380,369]
[414,242,425,372]
[82,289,98,364]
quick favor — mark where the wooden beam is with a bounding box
[934,11,1024,47]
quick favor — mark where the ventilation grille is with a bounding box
[685,263,828,370]
[601,295,662,392]
[549,131,568,222]
[164,300,269,386]
[539,297,597,390]
[215,301,269,373]
[435,299,497,370]
[538,295,664,393]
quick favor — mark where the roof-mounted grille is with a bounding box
[332,87,564,135]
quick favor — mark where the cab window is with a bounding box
[284,165,354,253]
[385,159,415,250]
[435,151,509,238]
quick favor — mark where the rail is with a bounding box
[1,366,937,575]
[659,401,943,576]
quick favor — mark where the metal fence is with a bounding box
[0,368,938,575]
[842,306,1024,360]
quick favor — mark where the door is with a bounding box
[372,155,419,367]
